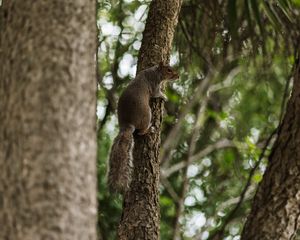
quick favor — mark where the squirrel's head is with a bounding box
[158,61,179,81]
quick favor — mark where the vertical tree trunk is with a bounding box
[241,52,300,239]
[0,1,97,240]
[117,0,182,239]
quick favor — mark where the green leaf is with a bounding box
[261,1,282,31]
[160,196,173,206]
[253,173,262,183]
[224,150,235,168]
[245,136,256,150]
[277,0,293,23]
[219,111,228,120]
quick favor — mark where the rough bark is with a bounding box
[241,55,300,239]
[0,1,97,240]
[117,0,182,239]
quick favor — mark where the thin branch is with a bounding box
[161,178,180,203]
[97,101,113,137]
[161,139,235,178]
[217,185,256,212]
[172,99,208,240]
[207,67,241,94]
[179,19,213,71]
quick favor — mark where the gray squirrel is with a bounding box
[108,62,179,194]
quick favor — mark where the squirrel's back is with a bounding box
[117,70,152,131]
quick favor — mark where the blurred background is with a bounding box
[96,0,297,239]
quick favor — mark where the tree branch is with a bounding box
[161,139,235,179]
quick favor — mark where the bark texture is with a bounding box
[117,0,182,239]
[0,1,97,240]
[241,56,300,239]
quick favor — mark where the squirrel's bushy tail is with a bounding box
[108,126,134,194]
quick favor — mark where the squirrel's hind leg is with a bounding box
[137,124,152,135]
[136,108,153,135]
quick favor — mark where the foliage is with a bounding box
[96,0,298,239]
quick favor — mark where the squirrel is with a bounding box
[108,61,179,194]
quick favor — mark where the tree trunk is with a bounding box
[117,0,182,239]
[0,1,97,240]
[241,53,300,239]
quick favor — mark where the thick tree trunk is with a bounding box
[241,54,300,239]
[117,0,182,239]
[0,1,97,240]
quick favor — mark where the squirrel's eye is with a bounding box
[167,69,172,73]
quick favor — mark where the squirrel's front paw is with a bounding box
[149,126,156,133]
